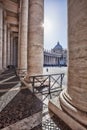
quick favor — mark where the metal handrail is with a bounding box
[29,73,65,95]
[30,73,64,78]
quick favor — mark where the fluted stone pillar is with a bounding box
[48,56,49,65]
[25,0,44,80]
[18,0,28,77]
[44,55,45,65]
[49,56,50,65]
[10,33,14,66]
[7,28,11,66]
[18,0,21,72]
[51,57,53,65]
[13,37,15,66]
[3,21,7,69]
[47,56,49,65]
[60,0,87,119]
[49,0,87,129]
[13,37,18,67]
[46,56,47,65]
[7,29,11,65]
[0,7,3,71]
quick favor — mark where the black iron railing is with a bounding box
[29,73,65,96]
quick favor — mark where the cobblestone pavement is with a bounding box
[0,68,71,130]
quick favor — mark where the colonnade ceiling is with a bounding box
[0,0,19,35]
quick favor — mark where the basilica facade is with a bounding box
[44,42,67,66]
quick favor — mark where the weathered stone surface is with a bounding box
[13,37,18,67]
[18,0,28,77]
[7,29,11,66]
[0,7,3,70]
[10,33,14,66]
[49,0,87,129]
[49,97,87,130]
[60,0,87,125]
[26,0,44,79]
[3,20,7,69]
[67,0,87,111]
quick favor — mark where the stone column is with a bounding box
[47,56,48,65]
[3,21,7,69]
[13,37,17,67]
[25,0,44,80]
[49,56,51,65]
[49,56,50,65]
[13,38,16,67]
[13,37,18,69]
[59,57,60,66]
[56,57,57,65]
[7,26,11,67]
[53,57,54,65]
[49,0,87,129]
[46,56,47,65]
[10,33,14,66]
[58,57,60,66]
[18,0,28,77]
[18,0,21,72]
[44,55,45,65]
[48,56,49,65]
[51,57,52,65]
[0,6,3,71]
[55,57,57,66]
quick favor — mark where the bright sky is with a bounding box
[44,0,67,50]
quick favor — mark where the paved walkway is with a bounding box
[0,69,71,130]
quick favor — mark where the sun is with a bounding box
[42,19,52,33]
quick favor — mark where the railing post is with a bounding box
[60,74,63,90]
[49,75,51,98]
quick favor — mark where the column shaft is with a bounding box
[10,34,14,66]
[59,0,87,126]
[3,22,7,69]
[0,7,3,71]
[7,29,11,66]
[26,0,44,78]
[18,0,28,77]
[13,37,18,67]
[49,1,87,129]
[18,0,21,71]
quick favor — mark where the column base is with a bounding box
[16,68,27,78]
[24,75,30,83]
[0,68,5,74]
[24,73,37,83]
[48,96,87,130]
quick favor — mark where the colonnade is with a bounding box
[0,0,44,79]
[44,52,67,66]
[0,0,87,129]
[44,55,60,66]
[0,6,18,71]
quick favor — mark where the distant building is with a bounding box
[44,42,67,66]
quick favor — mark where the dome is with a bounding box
[53,42,63,51]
